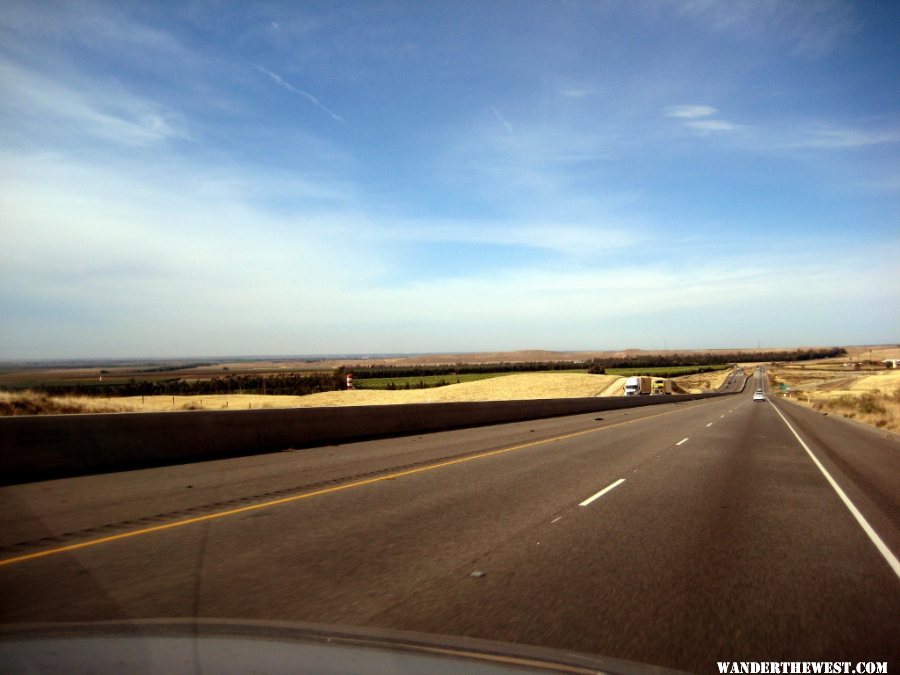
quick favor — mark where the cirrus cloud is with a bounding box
[665,104,717,119]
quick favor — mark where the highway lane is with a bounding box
[767,393,900,558]
[717,367,747,393]
[0,398,724,549]
[2,376,898,673]
[0,374,749,548]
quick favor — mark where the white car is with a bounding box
[753,391,765,401]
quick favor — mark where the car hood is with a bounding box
[0,619,691,675]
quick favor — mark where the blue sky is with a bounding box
[1,0,898,359]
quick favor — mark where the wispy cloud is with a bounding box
[0,1,190,60]
[382,220,643,258]
[445,119,619,204]
[1,1,895,356]
[672,0,861,58]
[665,105,717,119]
[0,148,380,353]
[685,119,738,134]
[0,58,188,146]
[347,250,894,342]
[560,86,597,100]
[256,65,344,123]
[491,105,513,134]
[662,101,898,152]
[664,104,740,135]
[786,123,900,150]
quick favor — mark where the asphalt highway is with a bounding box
[1,370,898,673]
[717,367,747,393]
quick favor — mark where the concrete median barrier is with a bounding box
[0,392,730,483]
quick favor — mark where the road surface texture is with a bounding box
[717,368,747,393]
[2,370,898,673]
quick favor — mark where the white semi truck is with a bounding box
[624,376,652,396]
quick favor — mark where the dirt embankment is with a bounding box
[673,369,737,394]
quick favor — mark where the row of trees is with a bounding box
[382,380,453,390]
[33,348,846,398]
[600,365,728,378]
[39,372,345,397]
[586,348,845,374]
[343,361,588,379]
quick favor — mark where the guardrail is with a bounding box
[0,390,734,483]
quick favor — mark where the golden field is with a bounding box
[769,366,900,433]
[0,372,622,415]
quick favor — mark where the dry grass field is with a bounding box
[843,346,900,362]
[3,346,848,389]
[673,368,737,394]
[0,373,622,415]
[5,347,893,417]
[769,366,900,433]
[598,377,627,396]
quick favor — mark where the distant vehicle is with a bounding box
[753,391,765,401]
[624,375,652,396]
[652,378,672,395]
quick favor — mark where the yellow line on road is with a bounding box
[1,402,708,567]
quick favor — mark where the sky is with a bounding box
[1,0,898,359]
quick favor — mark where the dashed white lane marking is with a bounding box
[706,423,713,427]
[769,401,900,581]
[676,437,689,446]
[551,516,562,524]
[579,478,626,507]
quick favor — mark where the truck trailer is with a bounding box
[624,376,652,396]
[652,378,673,395]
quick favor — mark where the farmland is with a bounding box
[0,359,332,390]
[604,365,730,378]
[0,347,882,417]
[354,370,589,390]
[0,372,622,414]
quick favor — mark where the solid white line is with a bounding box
[768,401,900,581]
[676,437,688,446]
[579,478,626,507]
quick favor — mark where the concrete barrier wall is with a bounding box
[0,391,732,483]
